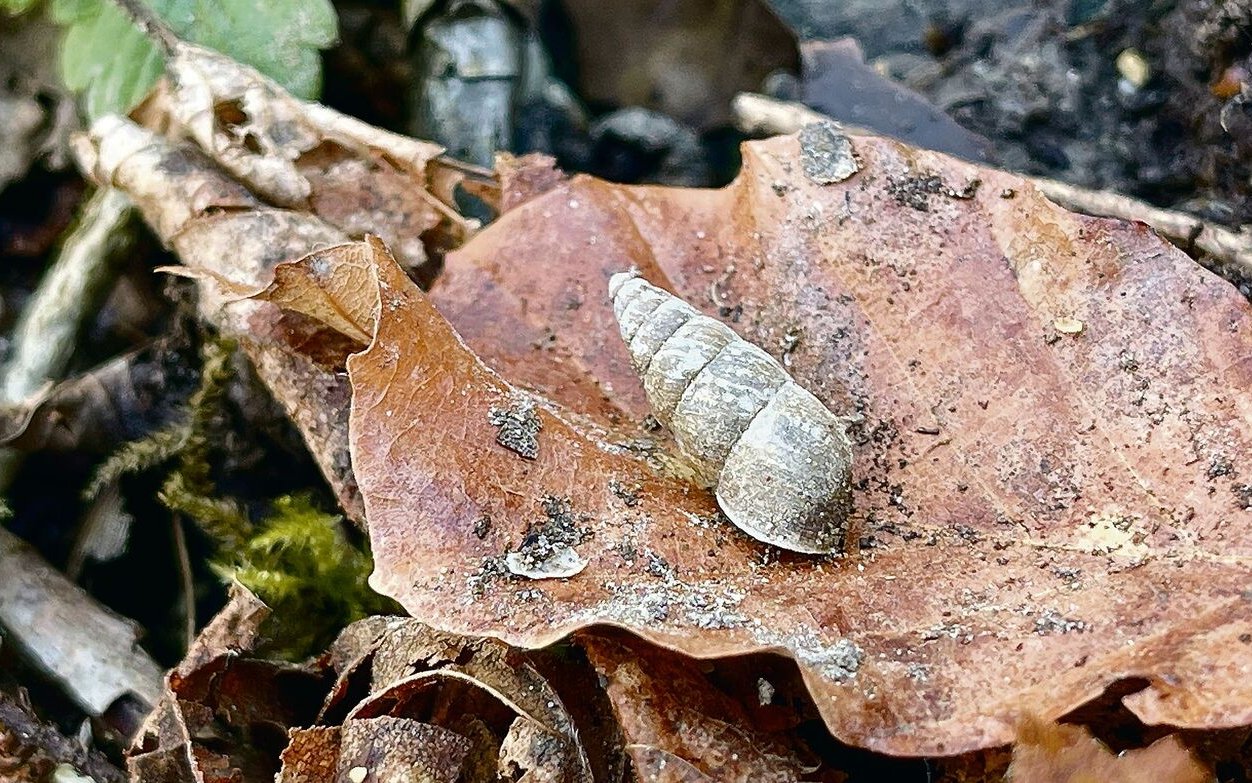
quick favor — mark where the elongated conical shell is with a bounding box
[717,381,852,553]
[608,272,853,554]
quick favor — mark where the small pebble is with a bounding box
[1053,317,1085,335]
[1115,49,1150,90]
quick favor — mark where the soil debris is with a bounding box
[799,121,859,184]
[886,172,980,210]
[504,496,591,580]
[488,398,542,459]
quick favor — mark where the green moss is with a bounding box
[159,470,250,551]
[214,493,399,657]
[85,337,234,504]
[84,425,186,499]
[88,337,395,658]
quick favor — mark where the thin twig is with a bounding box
[108,0,179,57]
[731,92,829,137]
[1031,177,1252,278]
[0,690,126,783]
[0,187,134,491]
[0,188,133,407]
[171,514,197,651]
[0,526,163,732]
[731,91,1252,282]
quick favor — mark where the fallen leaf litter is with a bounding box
[80,95,1252,756]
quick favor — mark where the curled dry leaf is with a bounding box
[334,130,1252,754]
[160,42,452,271]
[579,631,819,782]
[76,115,364,520]
[128,591,590,782]
[277,726,341,783]
[338,718,470,783]
[251,241,381,348]
[128,586,327,783]
[171,582,271,678]
[321,616,593,783]
[1007,717,1208,783]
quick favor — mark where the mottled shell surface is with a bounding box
[609,272,853,554]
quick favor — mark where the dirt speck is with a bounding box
[1233,483,1252,510]
[609,479,641,507]
[505,496,592,580]
[1034,610,1088,635]
[887,173,981,210]
[488,398,542,459]
[1053,316,1085,335]
[1207,455,1235,479]
[799,121,860,184]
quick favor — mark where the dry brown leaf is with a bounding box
[78,116,364,520]
[1008,717,1208,783]
[171,582,270,679]
[579,631,819,781]
[491,152,568,213]
[130,597,586,782]
[335,130,1252,755]
[497,717,574,782]
[161,43,451,271]
[278,726,340,783]
[324,616,593,783]
[128,586,326,783]
[78,84,1252,757]
[338,717,469,782]
[252,242,381,347]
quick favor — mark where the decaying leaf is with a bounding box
[71,34,497,508]
[323,615,593,783]
[277,726,340,783]
[75,40,457,276]
[128,589,590,782]
[337,717,470,783]
[77,115,364,519]
[128,585,325,783]
[580,631,819,781]
[1007,717,1208,783]
[324,134,1249,755]
[76,56,1252,759]
[159,41,454,271]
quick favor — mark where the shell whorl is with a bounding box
[608,272,853,554]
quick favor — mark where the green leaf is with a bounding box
[1,0,42,15]
[50,0,338,119]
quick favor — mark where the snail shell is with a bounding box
[609,272,853,554]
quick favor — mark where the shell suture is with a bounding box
[609,272,853,554]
